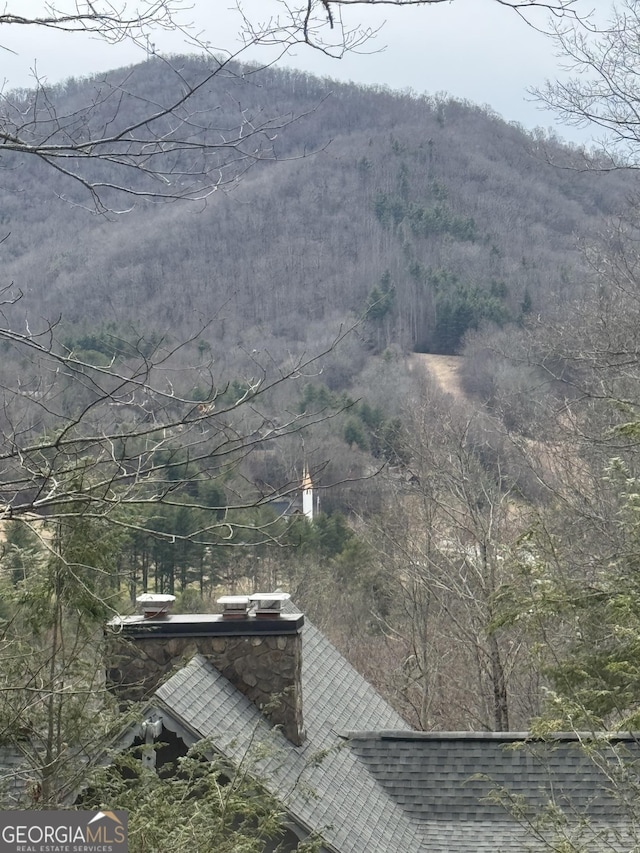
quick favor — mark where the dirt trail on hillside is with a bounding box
[407,353,465,399]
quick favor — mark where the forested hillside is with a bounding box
[2,56,627,363]
[3,49,640,767]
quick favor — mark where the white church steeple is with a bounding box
[302,464,314,521]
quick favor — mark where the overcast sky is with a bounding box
[3,0,596,144]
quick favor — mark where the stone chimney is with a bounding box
[105,592,305,746]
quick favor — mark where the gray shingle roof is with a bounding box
[155,615,423,853]
[345,731,640,852]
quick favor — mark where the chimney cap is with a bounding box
[249,591,290,617]
[217,594,251,618]
[248,592,290,603]
[217,594,251,606]
[136,593,176,619]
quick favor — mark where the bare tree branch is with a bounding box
[533,0,640,168]
[0,297,354,543]
[0,0,586,212]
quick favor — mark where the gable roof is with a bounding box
[154,614,425,853]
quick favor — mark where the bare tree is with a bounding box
[356,377,541,731]
[241,0,582,54]
[535,0,640,168]
[0,286,352,550]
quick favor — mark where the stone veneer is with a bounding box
[105,614,305,746]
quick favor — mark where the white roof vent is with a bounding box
[136,593,176,619]
[249,592,290,618]
[217,594,251,618]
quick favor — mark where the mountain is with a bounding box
[4,54,640,736]
[0,55,629,387]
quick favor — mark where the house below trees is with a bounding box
[2,594,637,851]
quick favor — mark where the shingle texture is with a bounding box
[155,615,423,853]
[346,731,640,852]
